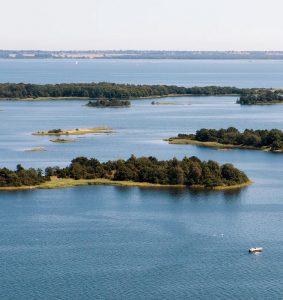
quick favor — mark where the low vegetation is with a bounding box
[0,155,250,189]
[168,127,283,152]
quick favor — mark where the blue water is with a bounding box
[0,60,283,299]
[0,59,283,87]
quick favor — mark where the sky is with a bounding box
[1,0,283,50]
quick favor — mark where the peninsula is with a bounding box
[167,128,283,152]
[0,156,250,191]
[32,127,112,136]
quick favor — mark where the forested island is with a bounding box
[1,82,282,105]
[0,83,245,100]
[0,155,250,190]
[237,89,283,105]
[168,128,283,152]
[86,99,131,107]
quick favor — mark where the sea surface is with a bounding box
[0,60,283,299]
[0,58,283,87]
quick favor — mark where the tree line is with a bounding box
[0,83,245,99]
[1,83,282,105]
[178,127,283,150]
[0,156,249,188]
[237,89,283,105]
[0,165,46,187]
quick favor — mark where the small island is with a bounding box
[151,101,183,105]
[167,127,283,152]
[32,127,112,136]
[50,139,77,143]
[86,99,131,107]
[0,155,251,191]
[25,147,47,152]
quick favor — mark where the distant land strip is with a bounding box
[2,50,283,60]
[0,83,282,105]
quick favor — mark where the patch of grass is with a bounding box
[33,127,113,136]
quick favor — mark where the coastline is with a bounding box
[0,177,252,192]
[166,138,282,152]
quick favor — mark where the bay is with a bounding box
[0,60,283,299]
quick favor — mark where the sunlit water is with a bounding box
[0,60,283,299]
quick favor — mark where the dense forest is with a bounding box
[237,89,283,105]
[0,83,245,99]
[0,165,46,187]
[0,156,249,188]
[45,155,249,187]
[176,127,283,150]
[86,99,131,107]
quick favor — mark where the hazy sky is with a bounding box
[1,0,283,50]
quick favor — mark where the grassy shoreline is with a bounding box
[0,177,252,192]
[166,138,282,152]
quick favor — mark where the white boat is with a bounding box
[249,247,263,253]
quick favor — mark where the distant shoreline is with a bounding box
[2,50,283,60]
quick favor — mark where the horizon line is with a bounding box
[1,49,283,52]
